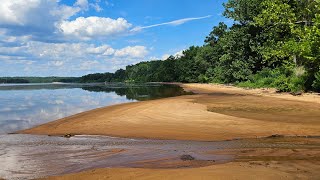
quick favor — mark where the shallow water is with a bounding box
[1,134,319,179]
[0,134,229,179]
[0,83,187,134]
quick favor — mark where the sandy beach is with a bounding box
[18,83,320,179]
[20,83,320,141]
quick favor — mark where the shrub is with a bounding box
[237,68,306,92]
[312,71,320,91]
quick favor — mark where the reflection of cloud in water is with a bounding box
[0,120,31,134]
[0,88,135,134]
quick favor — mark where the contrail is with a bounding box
[131,15,212,32]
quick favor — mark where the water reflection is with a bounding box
[0,83,188,134]
[82,84,189,101]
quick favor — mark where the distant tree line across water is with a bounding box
[2,0,320,92]
[0,77,79,84]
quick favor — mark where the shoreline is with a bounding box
[14,83,320,179]
[19,83,320,141]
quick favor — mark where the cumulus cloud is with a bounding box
[74,0,103,12]
[0,0,81,41]
[74,0,89,10]
[90,3,103,12]
[49,61,64,67]
[79,60,100,70]
[86,45,112,54]
[131,15,212,32]
[0,39,150,76]
[114,46,148,58]
[59,17,132,40]
[0,0,115,42]
[162,49,185,60]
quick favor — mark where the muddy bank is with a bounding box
[19,84,320,141]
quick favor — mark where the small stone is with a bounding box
[64,133,73,138]
[180,154,195,161]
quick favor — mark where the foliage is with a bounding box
[78,0,320,92]
[312,69,320,91]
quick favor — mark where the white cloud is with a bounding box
[74,0,103,12]
[162,49,185,60]
[174,50,184,58]
[0,39,149,76]
[105,0,114,7]
[59,17,132,40]
[0,0,110,42]
[90,3,103,12]
[161,54,171,60]
[131,15,212,32]
[74,0,89,10]
[114,46,148,58]
[49,61,64,67]
[0,0,80,41]
[86,45,112,54]
[0,0,79,26]
[51,5,81,20]
[79,60,100,70]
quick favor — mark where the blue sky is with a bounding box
[0,0,229,76]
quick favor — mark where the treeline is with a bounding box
[0,77,79,83]
[0,78,30,83]
[80,70,125,83]
[80,0,320,92]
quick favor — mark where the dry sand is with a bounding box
[18,83,320,180]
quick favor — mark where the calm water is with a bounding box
[0,83,188,134]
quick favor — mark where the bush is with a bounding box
[237,68,306,92]
[312,71,320,91]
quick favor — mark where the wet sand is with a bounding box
[2,134,318,179]
[3,135,319,179]
[43,161,320,180]
[14,83,320,179]
[40,138,320,180]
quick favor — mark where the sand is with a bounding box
[43,160,320,180]
[18,83,320,179]
[20,83,320,141]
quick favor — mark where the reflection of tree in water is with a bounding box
[81,84,191,101]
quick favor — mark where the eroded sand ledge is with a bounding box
[19,83,320,141]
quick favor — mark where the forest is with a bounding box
[80,0,320,92]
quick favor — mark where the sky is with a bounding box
[0,0,229,77]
